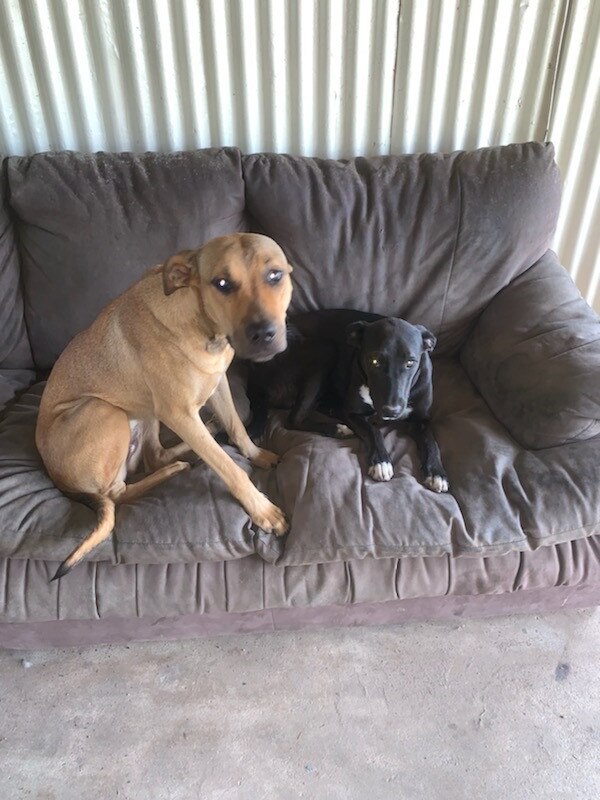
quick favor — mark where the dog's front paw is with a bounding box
[252,496,288,536]
[368,461,394,482]
[335,423,354,438]
[251,448,279,469]
[425,474,449,493]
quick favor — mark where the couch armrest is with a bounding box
[460,251,600,449]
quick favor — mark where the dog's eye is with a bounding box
[405,359,416,369]
[212,277,235,295]
[266,269,283,285]
[371,358,380,368]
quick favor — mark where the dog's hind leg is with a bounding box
[142,419,193,471]
[119,460,191,501]
[407,418,449,493]
[285,372,351,438]
[50,460,190,581]
[46,406,192,580]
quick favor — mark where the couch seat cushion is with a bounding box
[257,359,600,565]
[3,360,600,570]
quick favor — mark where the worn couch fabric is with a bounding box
[0,142,599,630]
[0,161,35,415]
[462,250,600,449]
[0,369,36,413]
[0,162,33,374]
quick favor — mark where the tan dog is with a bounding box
[36,233,293,580]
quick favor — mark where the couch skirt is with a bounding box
[2,536,599,648]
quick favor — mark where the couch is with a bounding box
[1,142,599,649]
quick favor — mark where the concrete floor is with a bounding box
[1,609,599,800]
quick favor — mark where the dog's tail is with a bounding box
[50,495,116,582]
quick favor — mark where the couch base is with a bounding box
[1,583,598,650]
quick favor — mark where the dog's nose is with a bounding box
[382,404,403,419]
[246,320,277,345]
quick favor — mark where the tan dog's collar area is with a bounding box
[205,335,228,353]
[163,233,293,362]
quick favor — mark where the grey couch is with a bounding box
[1,142,599,649]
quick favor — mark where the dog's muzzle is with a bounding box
[246,319,277,345]
[233,324,287,362]
[380,404,404,421]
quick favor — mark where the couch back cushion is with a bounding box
[0,161,33,370]
[243,142,561,353]
[8,148,247,369]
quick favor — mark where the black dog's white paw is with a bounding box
[335,423,353,438]
[368,461,394,481]
[425,474,449,493]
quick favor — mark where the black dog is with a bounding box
[246,310,448,491]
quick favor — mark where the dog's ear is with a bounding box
[417,325,437,352]
[346,321,368,347]
[162,252,194,296]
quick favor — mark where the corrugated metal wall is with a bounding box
[550,0,600,307]
[0,0,598,307]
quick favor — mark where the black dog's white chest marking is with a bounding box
[359,384,374,409]
[359,384,413,419]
